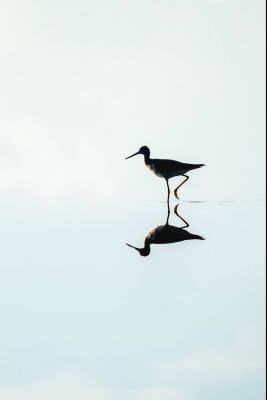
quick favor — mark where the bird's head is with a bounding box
[126,243,151,257]
[125,146,150,160]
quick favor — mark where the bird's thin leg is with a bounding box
[174,175,189,200]
[174,204,189,228]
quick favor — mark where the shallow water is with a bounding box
[0,199,265,400]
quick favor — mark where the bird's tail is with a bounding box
[188,163,205,171]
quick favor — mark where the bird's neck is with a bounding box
[143,154,150,164]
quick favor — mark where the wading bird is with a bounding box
[126,205,204,257]
[125,146,205,201]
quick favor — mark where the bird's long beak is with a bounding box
[125,151,140,160]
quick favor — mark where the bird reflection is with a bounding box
[126,205,204,257]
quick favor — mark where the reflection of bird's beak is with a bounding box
[126,243,150,257]
[126,243,140,251]
[125,151,140,160]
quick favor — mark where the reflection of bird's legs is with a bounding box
[174,204,189,228]
[174,175,189,199]
[166,179,170,214]
[166,208,170,225]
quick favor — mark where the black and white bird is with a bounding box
[126,146,205,201]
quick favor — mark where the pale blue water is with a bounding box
[0,198,265,400]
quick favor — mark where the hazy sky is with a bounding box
[0,0,265,203]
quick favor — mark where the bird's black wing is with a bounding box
[152,158,197,173]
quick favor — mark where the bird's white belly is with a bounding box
[147,164,164,178]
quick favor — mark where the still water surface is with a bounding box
[0,199,265,400]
